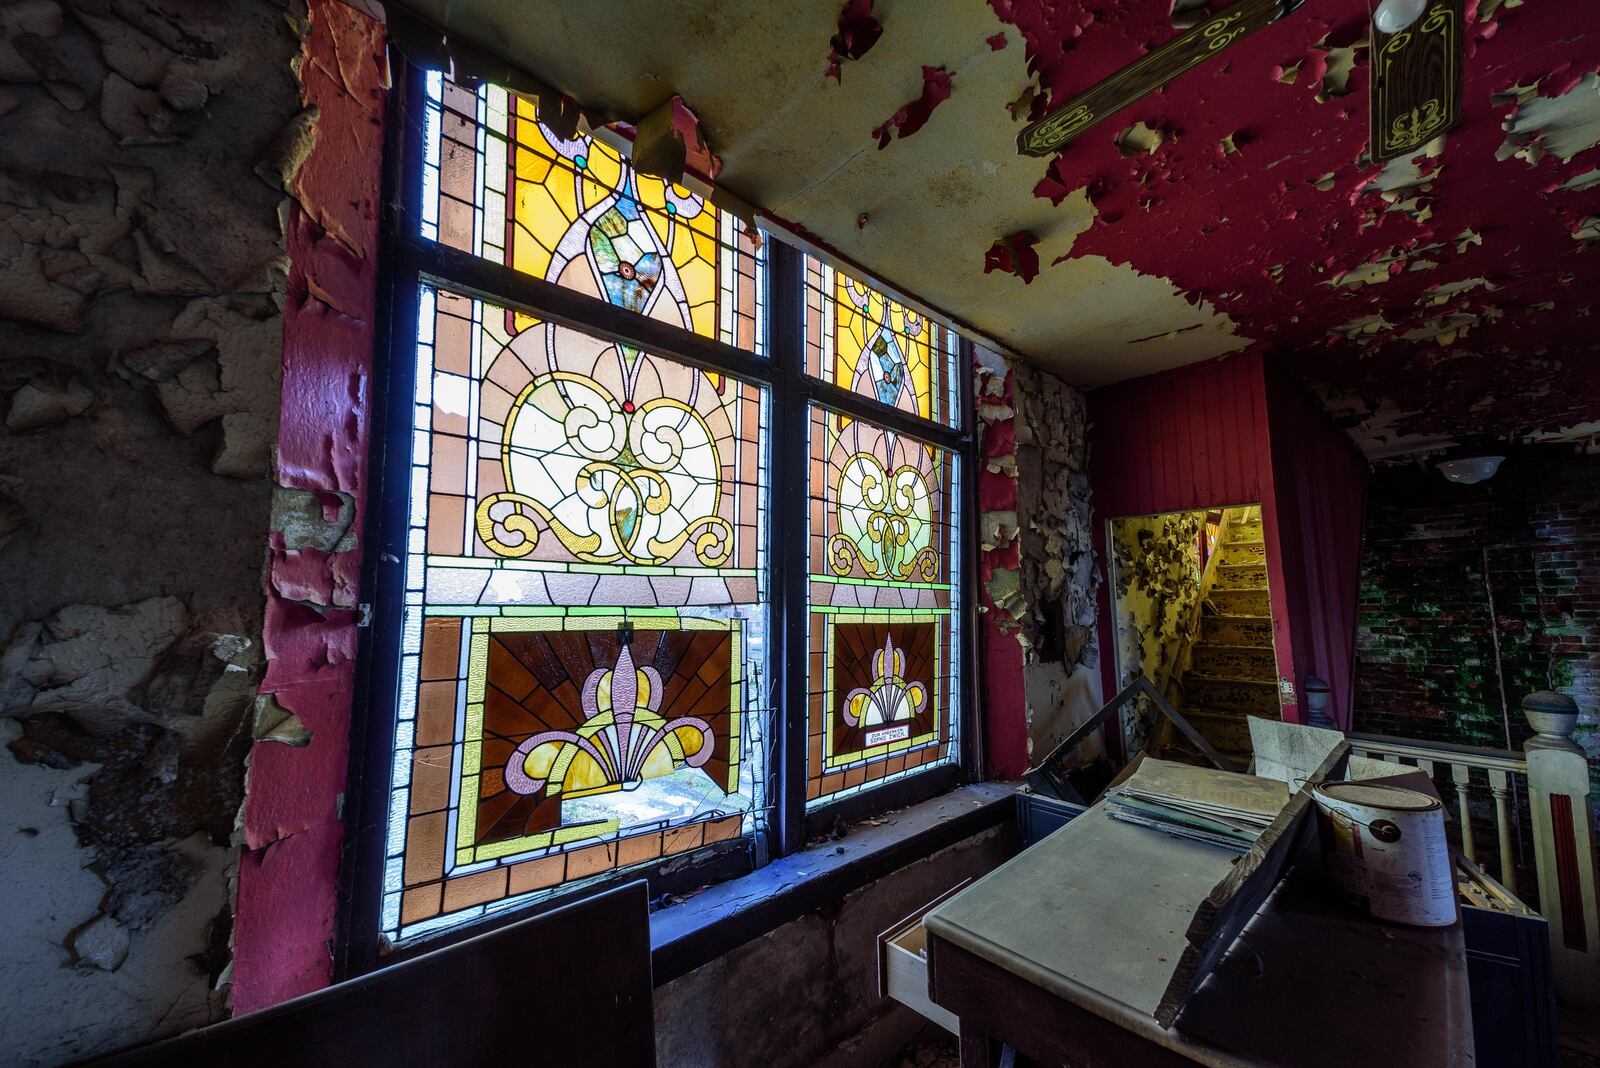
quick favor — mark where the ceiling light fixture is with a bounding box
[1437,456,1505,484]
[1373,0,1428,33]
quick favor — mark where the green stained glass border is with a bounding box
[821,609,946,771]
[452,612,745,867]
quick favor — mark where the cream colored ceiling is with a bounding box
[399,0,1250,387]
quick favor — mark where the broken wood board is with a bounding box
[1155,739,1351,1027]
[1026,676,1234,803]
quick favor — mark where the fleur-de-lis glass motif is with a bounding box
[504,644,714,798]
[843,633,929,728]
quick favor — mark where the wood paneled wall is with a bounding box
[1086,354,1299,725]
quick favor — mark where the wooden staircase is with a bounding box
[1173,510,1279,767]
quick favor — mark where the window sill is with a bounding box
[649,782,1020,985]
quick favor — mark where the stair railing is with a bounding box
[1162,507,1235,701]
[1348,694,1598,1009]
[1345,732,1528,895]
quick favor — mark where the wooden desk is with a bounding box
[924,804,1475,1067]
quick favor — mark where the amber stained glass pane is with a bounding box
[803,256,958,427]
[420,71,765,354]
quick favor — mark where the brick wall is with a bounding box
[1353,448,1598,764]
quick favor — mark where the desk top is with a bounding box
[924,801,1474,1067]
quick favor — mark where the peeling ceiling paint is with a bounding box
[395,0,1598,447]
[398,0,1253,385]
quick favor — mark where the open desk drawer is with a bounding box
[876,879,970,1034]
[874,795,1085,1033]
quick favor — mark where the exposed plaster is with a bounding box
[0,1,302,1059]
[230,0,385,1016]
[974,347,1099,772]
[1498,72,1600,167]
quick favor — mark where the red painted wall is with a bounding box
[975,366,1029,779]
[1087,353,1301,722]
[233,0,386,1014]
[1265,363,1369,729]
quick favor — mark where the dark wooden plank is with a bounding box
[1370,0,1465,162]
[957,1018,1001,1068]
[768,239,809,862]
[1017,0,1291,156]
[82,881,656,1068]
[1153,741,1350,1027]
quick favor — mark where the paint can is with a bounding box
[1311,781,1458,927]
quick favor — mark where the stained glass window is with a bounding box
[379,64,969,950]
[420,72,765,353]
[804,257,959,427]
[384,71,775,942]
[805,405,961,805]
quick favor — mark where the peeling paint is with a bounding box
[973,344,1099,772]
[231,0,386,1017]
[1498,72,1600,166]
[1114,120,1165,157]
[825,0,882,83]
[871,65,953,149]
[982,230,1041,283]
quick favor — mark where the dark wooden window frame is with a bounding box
[338,60,982,978]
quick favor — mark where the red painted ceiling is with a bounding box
[990,0,1600,452]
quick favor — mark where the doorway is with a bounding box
[1108,504,1279,763]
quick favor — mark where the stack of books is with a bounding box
[1105,757,1290,853]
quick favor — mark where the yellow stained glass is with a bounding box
[833,271,936,421]
[509,95,720,341]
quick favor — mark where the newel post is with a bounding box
[1523,690,1599,1008]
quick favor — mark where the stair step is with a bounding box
[1224,524,1264,543]
[1219,541,1267,565]
[1191,643,1276,678]
[1202,614,1273,646]
[1185,674,1281,715]
[1212,563,1268,590]
[1179,709,1278,755]
[1207,588,1271,616]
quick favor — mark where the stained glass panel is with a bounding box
[420,71,766,354]
[383,282,769,943]
[804,256,958,427]
[805,406,961,806]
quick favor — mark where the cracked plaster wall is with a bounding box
[974,346,1098,777]
[0,0,376,1062]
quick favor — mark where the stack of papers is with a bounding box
[1105,757,1290,853]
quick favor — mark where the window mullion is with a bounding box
[768,241,809,860]
[957,337,982,780]
[398,238,772,390]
